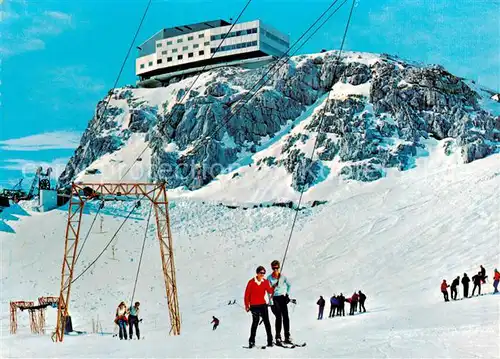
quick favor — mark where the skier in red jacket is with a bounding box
[211,316,219,330]
[349,292,359,315]
[244,266,275,348]
[441,280,450,302]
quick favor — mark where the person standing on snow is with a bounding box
[349,292,359,315]
[128,302,140,340]
[244,266,274,348]
[480,265,487,284]
[267,259,292,345]
[450,276,460,300]
[358,291,367,312]
[441,280,450,302]
[211,316,219,330]
[337,293,346,316]
[472,272,482,296]
[115,302,128,340]
[461,273,470,298]
[492,269,500,294]
[317,296,325,319]
[329,295,338,318]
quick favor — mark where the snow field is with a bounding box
[1,153,499,358]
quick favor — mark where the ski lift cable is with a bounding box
[280,0,356,274]
[74,200,105,265]
[180,0,347,161]
[119,0,346,180]
[95,0,153,128]
[175,0,253,106]
[129,203,153,307]
[119,0,255,182]
[66,199,143,289]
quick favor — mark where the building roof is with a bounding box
[138,19,231,48]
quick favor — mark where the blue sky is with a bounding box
[1,0,499,188]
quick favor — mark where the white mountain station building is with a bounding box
[136,19,289,86]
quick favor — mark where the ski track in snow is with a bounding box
[1,154,500,357]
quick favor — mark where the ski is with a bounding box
[242,345,266,349]
[275,342,306,349]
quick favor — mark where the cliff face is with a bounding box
[58,51,500,193]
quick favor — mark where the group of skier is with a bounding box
[440,265,500,302]
[316,291,367,319]
[114,301,141,340]
[243,259,293,348]
[107,263,499,346]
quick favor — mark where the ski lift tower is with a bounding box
[54,182,180,342]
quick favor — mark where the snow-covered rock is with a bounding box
[58,51,500,196]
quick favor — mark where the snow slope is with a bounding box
[1,152,500,358]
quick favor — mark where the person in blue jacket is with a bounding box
[267,259,292,345]
[329,295,339,318]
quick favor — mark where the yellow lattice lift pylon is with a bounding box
[54,182,180,342]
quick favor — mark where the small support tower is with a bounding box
[10,301,39,334]
[37,296,59,334]
[54,182,180,342]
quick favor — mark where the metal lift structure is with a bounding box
[54,182,180,342]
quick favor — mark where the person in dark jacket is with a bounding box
[472,272,482,296]
[211,316,219,330]
[337,293,346,316]
[461,273,470,298]
[358,291,367,312]
[441,280,450,302]
[317,296,325,320]
[450,276,460,300]
[329,295,338,318]
[128,301,140,340]
[480,265,486,284]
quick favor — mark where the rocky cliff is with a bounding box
[58,51,500,194]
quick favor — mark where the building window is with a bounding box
[199,50,205,56]
[262,29,288,47]
[140,64,145,69]
[193,44,199,49]
[167,57,172,62]
[156,43,162,48]
[148,61,153,66]
[212,40,258,54]
[198,33,204,38]
[157,59,162,64]
[188,36,193,41]
[210,28,258,42]
[167,41,172,45]
[204,41,210,46]
[162,50,168,55]
[188,52,194,58]
[177,55,183,60]
[177,38,183,43]
[172,48,178,53]
[182,46,188,51]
